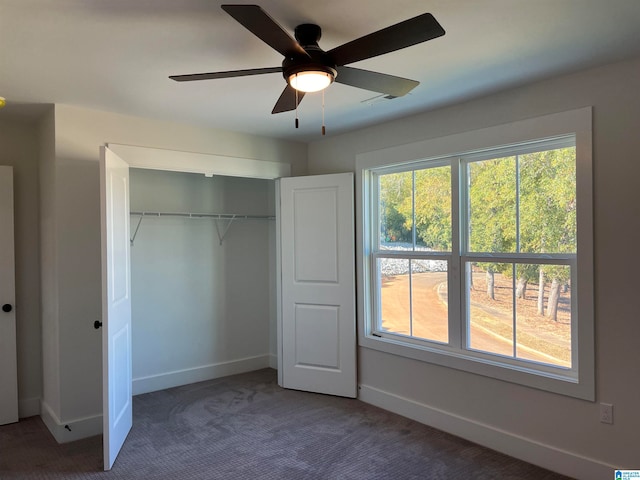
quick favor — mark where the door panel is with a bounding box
[293,187,339,282]
[100,147,132,470]
[294,304,340,368]
[0,165,18,425]
[280,173,356,398]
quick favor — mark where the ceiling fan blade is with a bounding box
[328,13,445,66]
[221,4,309,58]
[170,67,282,82]
[272,85,305,114]
[335,66,419,97]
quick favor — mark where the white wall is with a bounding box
[0,117,43,418]
[129,170,274,394]
[307,56,640,477]
[39,104,306,441]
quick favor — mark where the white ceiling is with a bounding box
[2,0,640,142]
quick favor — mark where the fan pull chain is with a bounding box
[295,75,299,129]
[321,89,326,136]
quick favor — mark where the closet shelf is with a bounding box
[129,211,275,246]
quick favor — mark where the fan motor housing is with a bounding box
[282,24,338,84]
[294,23,322,46]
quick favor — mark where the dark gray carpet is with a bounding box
[0,369,572,479]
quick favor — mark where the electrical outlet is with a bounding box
[600,403,613,424]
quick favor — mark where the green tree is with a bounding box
[515,264,538,299]
[519,147,576,255]
[466,147,575,310]
[379,172,412,243]
[379,167,452,251]
[519,147,576,320]
[468,156,516,299]
[393,167,452,251]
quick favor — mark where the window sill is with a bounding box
[359,333,594,401]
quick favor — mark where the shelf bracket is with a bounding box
[130,214,145,246]
[214,214,236,245]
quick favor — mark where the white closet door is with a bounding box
[100,147,132,470]
[279,173,356,398]
[0,166,18,425]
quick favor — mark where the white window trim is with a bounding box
[355,107,594,400]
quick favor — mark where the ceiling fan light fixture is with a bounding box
[288,70,334,93]
[172,5,445,121]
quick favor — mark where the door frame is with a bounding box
[100,144,290,464]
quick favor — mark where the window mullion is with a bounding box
[412,170,416,249]
[409,259,414,337]
[512,264,517,358]
[450,158,462,349]
[410,171,416,338]
[516,154,521,252]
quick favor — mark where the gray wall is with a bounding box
[129,170,275,392]
[307,56,640,473]
[0,117,43,417]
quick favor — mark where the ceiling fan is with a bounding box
[170,4,445,117]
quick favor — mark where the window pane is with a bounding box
[468,157,517,253]
[515,264,572,367]
[519,147,576,254]
[411,259,448,343]
[467,262,514,356]
[414,166,451,252]
[379,172,413,248]
[467,262,572,367]
[378,258,410,334]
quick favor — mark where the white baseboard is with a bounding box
[18,397,41,418]
[358,384,614,480]
[269,354,278,369]
[132,355,272,396]
[40,400,102,444]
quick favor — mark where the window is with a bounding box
[357,108,593,399]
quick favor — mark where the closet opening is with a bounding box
[128,169,278,396]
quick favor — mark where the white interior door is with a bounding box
[279,173,356,398]
[0,166,18,425]
[100,147,132,470]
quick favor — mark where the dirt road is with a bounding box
[380,272,569,367]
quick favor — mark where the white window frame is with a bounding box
[355,107,594,400]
